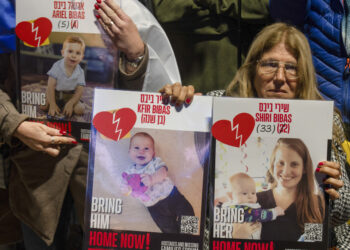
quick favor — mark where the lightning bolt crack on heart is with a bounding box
[212,113,255,147]
[93,108,137,141]
[16,17,52,47]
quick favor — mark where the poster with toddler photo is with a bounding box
[210,97,334,250]
[17,31,116,142]
[15,0,181,144]
[84,89,212,250]
[15,0,120,143]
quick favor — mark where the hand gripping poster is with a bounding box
[15,0,180,143]
[210,97,334,250]
[85,89,212,250]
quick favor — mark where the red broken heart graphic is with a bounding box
[93,108,137,141]
[212,113,255,147]
[15,17,52,47]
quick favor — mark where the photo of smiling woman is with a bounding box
[256,138,325,241]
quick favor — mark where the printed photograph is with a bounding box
[91,127,210,234]
[214,137,325,242]
[20,32,116,122]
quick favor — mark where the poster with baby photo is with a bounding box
[84,89,212,250]
[210,97,334,250]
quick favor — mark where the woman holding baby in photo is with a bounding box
[256,138,324,241]
[218,137,324,241]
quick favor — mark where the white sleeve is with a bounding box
[121,0,181,92]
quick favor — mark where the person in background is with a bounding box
[151,0,271,93]
[270,0,350,142]
[0,1,79,249]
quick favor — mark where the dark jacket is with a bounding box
[0,81,87,246]
[0,89,27,244]
[152,0,271,93]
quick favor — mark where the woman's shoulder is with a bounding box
[257,189,276,208]
[331,111,347,163]
[257,189,273,199]
[332,111,346,143]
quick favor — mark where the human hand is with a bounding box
[14,121,77,157]
[94,0,145,61]
[120,184,132,195]
[316,161,343,200]
[63,101,74,117]
[158,82,197,106]
[141,174,153,187]
[275,206,285,217]
[48,103,60,116]
[232,222,260,239]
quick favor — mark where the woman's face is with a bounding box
[273,145,304,190]
[254,42,299,99]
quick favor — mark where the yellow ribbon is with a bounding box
[341,140,350,165]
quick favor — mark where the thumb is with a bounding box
[44,146,60,157]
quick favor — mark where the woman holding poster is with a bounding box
[160,23,350,248]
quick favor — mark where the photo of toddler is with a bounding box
[41,36,85,118]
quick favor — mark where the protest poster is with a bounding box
[15,0,181,143]
[15,0,117,143]
[85,89,212,250]
[210,97,333,250]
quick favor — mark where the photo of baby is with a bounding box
[121,132,194,233]
[219,172,284,239]
[40,36,85,118]
[91,128,209,234]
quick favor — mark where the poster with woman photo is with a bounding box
[15,0,181,143]
[85,89,212,250]
[210,97,333,250]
